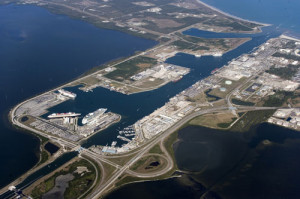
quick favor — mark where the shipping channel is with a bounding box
[0,3,284,197]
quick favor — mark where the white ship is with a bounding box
[48,112,81,118]
[213,52,223,57]
[58,89,77,99]
[82,108,107,125]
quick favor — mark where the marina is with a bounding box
[1,0,300,197]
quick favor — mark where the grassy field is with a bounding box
[230,110,275,133]
[106,153,137,166]
[37,150,49,167]
[189,112,237,129]
[114,175,143,187]
[203,18,254,32]
[217,118,237,128]
[105,56,157,81]
[149,144,163,154]
[130,155,165,172]
[263,91,294,107]
[209,78,246,99]
[100,161,117,182]
[171,35,231,52]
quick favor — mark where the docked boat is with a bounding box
[48,112,80,118]
[58,89,77,99]
[82,108,107,125]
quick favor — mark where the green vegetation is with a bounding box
[231,98,255,106]
[184,35,227,48]
[31,158,97,199]
[189,112,237,129]
[100,161,117,182]
[37,150,49,167]
[205,89,221,102]
[38,135,49,145]
[130,155,162,171]
[172,40,196,50]
[230,110,275,132]
[31,170,61,198]
[204,19,253,32]
[285,41,297,49]
[217,117,237,128]
[238,112,246,117]
[272,52,300,61]
[107,153,137,166]
[163,132,178,167]
[149,144,163,154]
[209,78,247,99]
[105,56,157,81]
[115,175,142,187]
[172,34,235,52]
[263,91,294,107]
[266,64,300,80]
[113,131,180,190]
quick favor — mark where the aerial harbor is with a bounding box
[0,0,300,199]
[15,88,121,142]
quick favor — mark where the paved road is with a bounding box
[87,105,279,199]
[6,74,282,198]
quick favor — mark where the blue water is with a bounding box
[1,152,77,199]
[0,0,297,196]
[106,123,300,199]
[0,4,155,188]
[201,0,300,36]
[46,26,280,149]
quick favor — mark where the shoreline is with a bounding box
[280,34,300,42]
[2,1,298,196]
[195,0,271,27]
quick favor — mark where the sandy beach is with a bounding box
[195,0,271,26]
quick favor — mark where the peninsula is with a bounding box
[1,0,300,199]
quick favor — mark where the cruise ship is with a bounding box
[58,89,77,99]
[82,108,107,125]
[48,112,81,118]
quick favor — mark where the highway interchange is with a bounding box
[2,98,281,198]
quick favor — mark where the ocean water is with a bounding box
[1,23,280,193]
[0,0,298,197]
[49,26,280,149]
[0,4,155,188]
[0,3,281,192]
[200,0,300,36]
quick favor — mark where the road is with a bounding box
[5,78,282,198]
[87,105,279,199]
